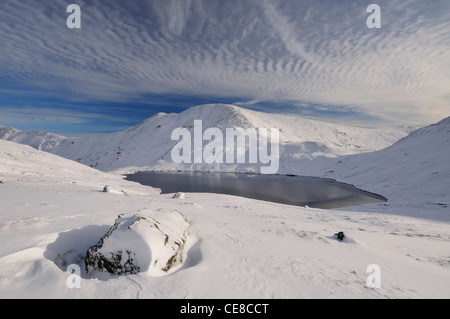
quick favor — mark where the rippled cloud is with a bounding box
[0,0,449,126]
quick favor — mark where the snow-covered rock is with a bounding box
[102,185,129,195]
[85,210,190,277]
[102,185,112,193]
[172,192,186,199]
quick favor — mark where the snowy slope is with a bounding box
[0,139,159,196]
[0,125,66,152]
[313,116,450,221]
[1,139,449,299]
[0,104,407,173]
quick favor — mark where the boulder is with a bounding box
[102,185,126,195]
[172,192,186,199]
[85,209,190,276]
[334,231,345,241]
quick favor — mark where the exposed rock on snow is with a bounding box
[102,185,127,195]
[334,231,345,241]
[85,210,190,277]
[172,192,186,199]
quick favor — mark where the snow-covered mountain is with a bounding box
[0,104,408,173]
[0,125,66,152]
[315,116,450,220]
[1,104,447,218]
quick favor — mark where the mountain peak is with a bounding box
[174,103,253,129]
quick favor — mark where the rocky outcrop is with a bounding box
[85,209,190,276]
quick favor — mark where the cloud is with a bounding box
[0,0,449,125]
[0,106,135,133]
[259,0,317,64]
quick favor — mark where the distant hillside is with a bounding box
[318,116,450,218]
[0,104,408,173]
[0,125,66,151]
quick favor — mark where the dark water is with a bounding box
[125,171,386,209]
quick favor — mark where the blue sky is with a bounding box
[0,0,449,134]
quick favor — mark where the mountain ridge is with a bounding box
[0,104,408,173]
[0,125,66,151]
[316,114,450,218]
